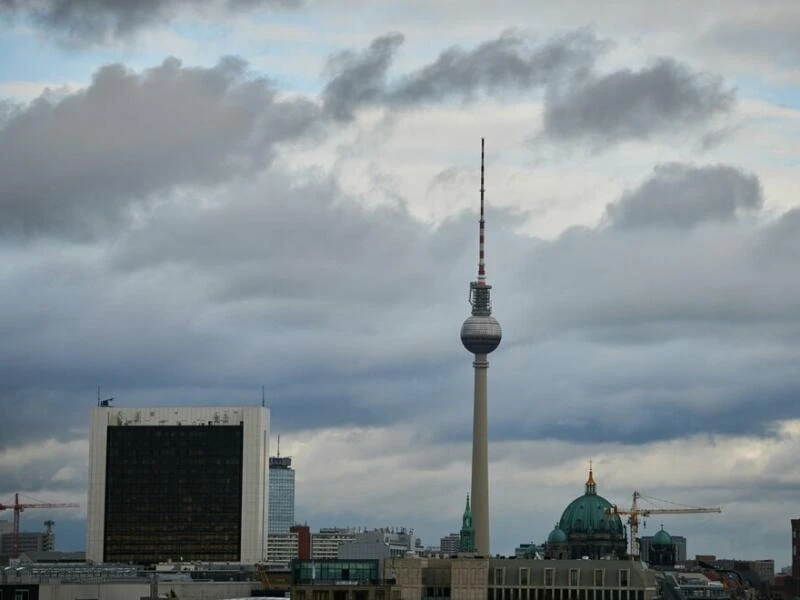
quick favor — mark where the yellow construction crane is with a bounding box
[608,491,721,557]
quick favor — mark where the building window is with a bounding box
[521,568,530,586]
[14,592,29,600]
[545,568,555,587]
[495,568,506,586]
[594,570,604,587]
[619,570,629,587]
[569,569,579,587]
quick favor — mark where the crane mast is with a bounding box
[0,493,80,559]
[608,491,721,557]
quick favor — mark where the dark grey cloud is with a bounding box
[322,32,405,121]
[0,0,299,44]
[606,163,762,228]
[543,58,735,144]
[0,56,319,238]
[385,29,602,107]
[323,29,605,121]
[322,31,732,147]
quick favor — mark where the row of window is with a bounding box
[494,568,630,588]
[0,591,31,600]
[488,589,646,600]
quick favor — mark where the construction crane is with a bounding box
[608,491,721,557]
[0,493,79,559]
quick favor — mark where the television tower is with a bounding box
[460,138,502,556]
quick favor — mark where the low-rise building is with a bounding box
[1,533,48,556]
[288,557,658,600]
[439,533,461,556]
[266,531,299,568]
[639,534,687,564]
[311,528,359,560]
[339,530,420,561]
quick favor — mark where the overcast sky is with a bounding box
[1,0,800,566]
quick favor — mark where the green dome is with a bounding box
[548,526,568,544]
[558,492,624,536]
[652,528,672,547]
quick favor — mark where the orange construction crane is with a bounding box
[608,491,721,557]
[0,493,79,559]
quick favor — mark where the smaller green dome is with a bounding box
[652,527,672,547]
[548,526,568,544]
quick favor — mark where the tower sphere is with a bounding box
[461,315,502,355]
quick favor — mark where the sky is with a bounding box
[1,0,800,567]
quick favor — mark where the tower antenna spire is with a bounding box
[478,137,486,283]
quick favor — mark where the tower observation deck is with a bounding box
[460,138,502,556]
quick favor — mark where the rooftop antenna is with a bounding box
[478,137,486,284]
[97,386,100,407]
[277,434,281,457]
[261,385,265,408]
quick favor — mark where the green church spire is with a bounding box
[459,493,475,552]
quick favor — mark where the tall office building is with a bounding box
[86,406,268,564]
[460,139,502,556]
[792,519,800,579]
[268,450,295,534]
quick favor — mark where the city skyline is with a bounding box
[1,0,800,566]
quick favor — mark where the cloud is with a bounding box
[385,29,602,108]
[323,29,605,121]
[321,31,733,148]
[0,56,319,238]
[702,8,800,70]
[0,0,300,45]
[2,155,799,561]
[322,32,405,122]
[543,58,735,145]
[606,163,762,229]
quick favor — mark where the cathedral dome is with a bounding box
[652,527,672,547]
[547,526,568,544]
[558,493,624,536]
[558,467,625,538]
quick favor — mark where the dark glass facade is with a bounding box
[104,424,244,564]
[291,560,380,584]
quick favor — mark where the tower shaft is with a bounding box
[471,353,490,555]
[460,138,501,558]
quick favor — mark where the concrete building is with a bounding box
[514,543,543,559]
[288,557,658,600]
[1,532,47,556]
[311,528,359,560]
[460,138,502,556]
[639,532,687,564]
[266,531,299,568]
[439,533,460,555]
[1,579,261,600]
[748,560,776,585]
[86,405,269,564]
[293,524,311,561]
[486,558,658,600]
[268,452,295,535]
[339,530,419,560]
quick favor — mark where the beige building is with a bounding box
[289,557,657,600]
[486,558,658,600]
[267,530,300,567]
